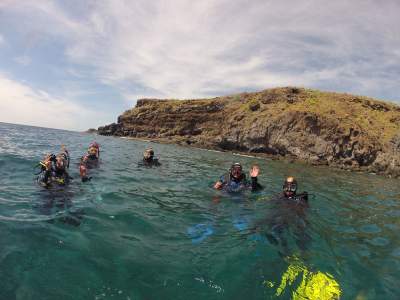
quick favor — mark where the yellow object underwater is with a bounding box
[55,177,65,184]
[266,256,341,299]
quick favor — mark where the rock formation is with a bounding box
[98,87,400,177]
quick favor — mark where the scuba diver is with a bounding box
[213,163,262,192]
[281,176,308,206]
[79,142,100,182]
[188,163,261,244]
[256,176,310,255]
[260,179,341,299]
[139,147,161,167]
[36,146,71,187]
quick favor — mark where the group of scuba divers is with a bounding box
[35,145,341,298]
[36,142,100,187]
[37,142,307,206]
[36,144,161,187]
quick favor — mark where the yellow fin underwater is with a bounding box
[265,256,342,300]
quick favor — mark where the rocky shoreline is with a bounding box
[98,87,400,178]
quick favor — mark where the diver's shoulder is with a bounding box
[297,191,308,202]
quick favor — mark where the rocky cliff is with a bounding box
[98,87,400,177]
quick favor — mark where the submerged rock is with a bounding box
[98,87,400,177]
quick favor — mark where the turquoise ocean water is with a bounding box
[0,122,399,300]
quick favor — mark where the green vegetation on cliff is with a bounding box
[98,87,400,177]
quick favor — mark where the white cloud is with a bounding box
[0,34,4,46]
[1,0,400,109]
[67,0,400,101]
[0,73,103,130]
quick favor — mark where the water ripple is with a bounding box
[1,122,400,299]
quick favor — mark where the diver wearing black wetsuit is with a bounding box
[80,142,100,182]
[262,177,310,254]
[278,176,308,207]
[37,147,71,187]
[139,148,161,167]
[214,163,262,192]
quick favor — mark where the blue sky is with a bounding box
[0,0,399,130]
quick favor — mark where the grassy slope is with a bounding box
[227,88,399,144]
[120,87,400,147]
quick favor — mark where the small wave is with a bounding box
[0,214,55,222]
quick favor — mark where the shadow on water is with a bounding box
[252,194,311,257]
[32,186,84,227]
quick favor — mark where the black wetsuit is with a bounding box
[219,173,262,192]
[39,152,70,186]
[79,153,99,182]
[139,157,161,167]
[83,154,99,168]
[39,167,69,186]
[257,192,310,254]
[53,167,70,184]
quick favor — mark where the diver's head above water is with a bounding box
[283,176,297,197]
[88,147,97,158]
[87,142,100,159]
[143,148,155,162]
[51,146,70,171]
[213,163,261,191]
[230,163,243,180]
[55,155,66,170]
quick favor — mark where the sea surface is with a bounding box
[0,122,399,300]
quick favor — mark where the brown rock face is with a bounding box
[98,87,400,177]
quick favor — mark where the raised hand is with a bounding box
[250,165,260,178]
[79,164,87,178]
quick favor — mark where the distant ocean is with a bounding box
[1,122,399,299]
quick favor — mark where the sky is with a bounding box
[0,0,399,131]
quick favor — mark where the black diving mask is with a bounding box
[230,165,243,178]
[283,183,297,192]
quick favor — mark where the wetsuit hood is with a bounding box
[283,176,297,196]
[143,148,154,161]
[230,163,243,180]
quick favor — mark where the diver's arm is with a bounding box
[250,176,263,191]
[41,157,53,185]
[61,145,70,168]
[303,191,308,201]
[249,165,262,191]
[214,175,226,190]
[65,149,70,168]
[79,163,91,182]
[299,192,309,208]
[214,181,223,189]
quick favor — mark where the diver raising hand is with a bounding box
[36,146,71,187]
[79,142,100,182]
[214,163,262,192]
